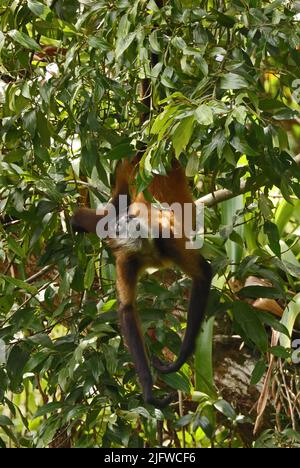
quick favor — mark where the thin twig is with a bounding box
[178,391,186,448]
[26,265,54,284]
[279,360,296,431]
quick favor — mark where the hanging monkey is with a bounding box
[71,1,212,407]
[72,159,212,407]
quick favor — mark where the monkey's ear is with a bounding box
[71,208,101,234]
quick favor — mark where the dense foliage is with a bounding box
[0,0,300,448]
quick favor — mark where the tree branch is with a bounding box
[196,153,300,208]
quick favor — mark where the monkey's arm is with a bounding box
[71,207,104,234]
[71,160,132,235]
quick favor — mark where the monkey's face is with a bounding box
[109,213,149,253]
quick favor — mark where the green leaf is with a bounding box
[151,62,163,79]
[151,106,179,139]
[220,73,249,90]
[231,136,257,156]
[66,405,87,422]
[88,36,110,51]
[0,415,13,426]
[221,196,244,271]
[172,36,187,51]
[186,153,199,177]
[84,258,95,290]
[23,110,37,136]
[0,31,5,52]
[233,302,268,352]
[0,274,37,295]
[1,426,19,447]
[160,371,191,394]
[259,312,290,337]
[264,221,281,258]
[193,415,214,438]
[34,402,62,418]
[28,0,52,20]
[280,293,300,349]
[149,30,161,53]
[195,317,217,398]
[8,30,41,51]
[176,414,193,427]
[212,10,236,27]
[232,106,248,125]
[251,359,266,385]
[130,407,151,419]
[115,32,136,59]
[194,105,214,126]
[269,346,290,359]
[7,346,30,391]
[7,237,24,258]
[160,75,176,89]
[28,333,53,348]
[214,400,236,420]
[100,299,117,312]
[172,116,195,158]
[108,142,135,160]
[238,286,281,300]
[25,352,48,372]
[36,111,51,146]
[275,200,295,235]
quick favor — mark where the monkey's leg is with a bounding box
[116,256,173,407]
[153,255,212,374]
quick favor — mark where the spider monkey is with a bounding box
[72,159,212,407]
[71,1,212,407]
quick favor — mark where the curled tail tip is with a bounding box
[152,356,182,374]
[145,392,176,408]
